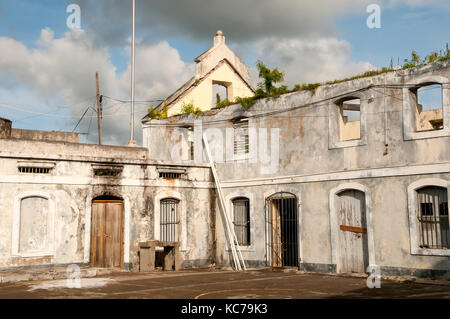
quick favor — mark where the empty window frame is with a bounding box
[232,197,250,246]
[213,83,228,108]
[413,83,443,132]
[416,186,449,249]
[233,118,249,155]
[338,98,361,141]
[160,198,180,242]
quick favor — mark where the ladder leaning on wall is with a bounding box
[202,133,246,271]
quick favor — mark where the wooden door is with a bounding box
[270,199,282,267]
[90,200,123,268]
[337,190,369,273]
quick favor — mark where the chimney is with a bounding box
[0,117,12,139]
[214,30,225,47]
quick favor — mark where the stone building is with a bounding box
[0,35,449,279]
[143,60,450,278]
[0,118,215,270]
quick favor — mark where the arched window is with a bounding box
[160,198,180,242]
[329,94,367,149]
[413,83,443,132]
[416,186,449,249]
[12,192,55,257]
[232,197,250,246]
[19,196,49,254]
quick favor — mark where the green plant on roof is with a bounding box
[181,102,202,116]
[215,93,230,109]
[256,60,285,96]
[148,104,168,119]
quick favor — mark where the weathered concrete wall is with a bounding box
[143,61,450,278]
[10,129,79,143]
[0,138,215,270]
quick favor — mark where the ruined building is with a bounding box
[0,31,449,279]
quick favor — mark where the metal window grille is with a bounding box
[94,169,121,177]
[265,193,298,267]
[18,167,51,174]
[160,198,180,242]
[234,119,249,155]
[159,172,182,179]
[417,186,449,249]
[232,198,250,246]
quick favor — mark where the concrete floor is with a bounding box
[0,269,449,299]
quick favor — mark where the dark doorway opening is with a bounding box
[266,193,299,268]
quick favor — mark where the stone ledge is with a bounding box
[0,267,128,284]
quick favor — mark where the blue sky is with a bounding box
[0,0,448,145]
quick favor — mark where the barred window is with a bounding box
[417,186,449,249]
[160,198,180,242]
[232,197,250,246]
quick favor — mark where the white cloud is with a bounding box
[77,0,447,46]
[0,28,193,145]
[252,37,375,87]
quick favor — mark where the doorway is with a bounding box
[336,189,369,273]
[90,196,123,268]
[266,193,298,267]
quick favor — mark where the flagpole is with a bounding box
[128,0,136,145]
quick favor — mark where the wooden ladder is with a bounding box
[202,133,246,271]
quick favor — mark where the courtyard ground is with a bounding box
[0,268,448,299]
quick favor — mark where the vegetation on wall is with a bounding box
[255,60,286,96]
[181,102,202,116]
[215,93,230,109]
[148,44,450,118]
[148,104,168,119]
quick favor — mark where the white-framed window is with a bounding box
[329,94,367,149]
[339,98,361,141]
[416,186,449,249]
[226,192,255,252]
[154,191,187,251]
[408,179,450,256]
[12,192,56,257]
[232,197,250,246]
[403,76,450,140]
[415,84,444,132]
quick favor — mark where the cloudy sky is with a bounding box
[0,0,449,145]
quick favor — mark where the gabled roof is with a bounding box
[142,59,255,122]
